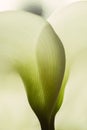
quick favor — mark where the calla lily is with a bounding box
[0,11,65,130]
[48,1,87,130]
[0,1,87,130]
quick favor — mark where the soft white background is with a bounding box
[0,0,80,16]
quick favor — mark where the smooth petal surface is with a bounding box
[0,11,65,130]
[0,11,45,130]
[48,1,87,130]
[0,74,40,130]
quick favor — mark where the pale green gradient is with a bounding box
[0,11,65,130]
[0,73,40,130]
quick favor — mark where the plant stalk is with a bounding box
[40,116,55,130]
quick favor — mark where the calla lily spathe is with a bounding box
[0,1,87,130]
[0,11,65,130]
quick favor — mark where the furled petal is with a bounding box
[0,11,65,130]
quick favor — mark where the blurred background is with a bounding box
[0,0,86,130]
[0,0,79,17]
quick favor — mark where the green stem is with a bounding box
[40,116,55,130]
[49,116,55,130]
